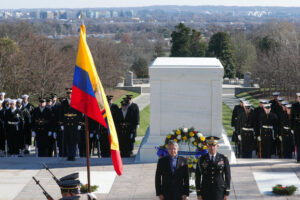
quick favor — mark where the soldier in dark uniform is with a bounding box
[0,92,5,107]
[125,95,140,155]
[5,99,24,157]
[50,94,61,157]
[291,93,300,162]
[0,101,5,155]
[22,94,34,154]
[45,97,56,157]
[254,99,269,153]
[257,103,278,158]
[32,98,52,157]
[231,98,245,157]
[269,92,281,115]
[16,98,30,156]
[236,101,256,158]
[155,140,189,200]
[195,136,231,200]
[60,88,83,161]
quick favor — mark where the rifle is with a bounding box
[35,140,38,158]
[42,163,60,185]
[258,124,262,158]
[55,139,59,158]
[32,177,54,200]
[96,133,101,158]
[5,139,7,158]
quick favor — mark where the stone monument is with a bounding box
[137,57,234,163]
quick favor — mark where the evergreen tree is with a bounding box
[190,29,207,57]
[170,23,191,57]
[208,32,236,78]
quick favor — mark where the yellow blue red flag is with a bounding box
[71,24,123,175]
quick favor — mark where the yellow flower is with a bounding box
[167,134,171,139]
[203,145,207,150]
[164,144,167,148]
[200,136,205,141]
[189,132,195,137]
[182,136,187,141]
[188,164,193,168]
[193,142,198,146]
[195,159,198,163]
[176,130,181,135]
[174,139,178,143]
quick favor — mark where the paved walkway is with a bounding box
[223,93,240,110]
[133,93,150,111]
[1,156,299,200]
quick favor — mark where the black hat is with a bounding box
[66,88,72,94]
[39,98,46,103]
[121,100,129,106]
[126,94,133,99]
[46,97,53,103]
[106,95,113,101]
[59,196,81,200]
[51,93,57,98]
[60,173,79,181]
[59,180,81,194]
[206,136,220,145]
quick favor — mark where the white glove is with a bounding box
[257,136,261,142]
[232,127,235,131]
[87,193,97,200]
[96,134,99,139]
[291,130,294,134]
[238,135,242,141]
[136,125,140,129]
[78,125,81,130]
[48,131,52,136]
[130,133,134,139]
[279,136,282,141]
[90,133,94,138]
[61,126,64,131]
[32,131,36,137]
[53,132,57,139]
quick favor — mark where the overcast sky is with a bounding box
[1,0,300,9]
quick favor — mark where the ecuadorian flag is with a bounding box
[71,25,123,175]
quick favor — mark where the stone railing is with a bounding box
[133,78,149,84]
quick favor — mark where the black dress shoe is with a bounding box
[24,150,29,154]
[67,157,76,161]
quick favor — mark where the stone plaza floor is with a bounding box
[0,156,300,200]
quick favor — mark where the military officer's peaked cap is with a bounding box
[239,98,245,102]
[4,98,11,102]
[51,93,57,98]
[243,101,252,107]
[66,88,72,94]
[9,99,17,104]
[60,172,79,181]
[126,94,133,99]
[22,94,29,99]
[39,98,46,103]
[59,196,81,200]
[46,97,53,102]
[281,101,289,105]
[16,98,22,103]
[206,136,220,145]
[0,92,5,96]
[264,103,271,108]
[296,93,300,97]
[259,99,269,104]
[106,95,113,101]
[272,92,280,96]
[59,180,81,194]
[278,97,284,101]
[285,104,292,108]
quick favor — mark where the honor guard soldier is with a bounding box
[60,88,82,161]
[16,98,30,156]
[32,98,52,157]
[5,99,24,157]
[46,97,56,157]
[291,93,300,162]
[50,94,61,157]
[22,94,34,154]
[125,95,140,155]
[0,101,5,156]
[257,103,278,158]
[0,92,5,107]
[195,136,231,200]
[231,98,245,157]
[279,103,294,158]
[236,101,256,158]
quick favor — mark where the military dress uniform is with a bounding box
[0,107,5,152]
[60,98,82,160]
[291,95,300,162]
[17,105,31,154]
[22,101,34,148]
[257,106,278,158]
[32,105,52,157]
[195,137,231,200]
[279,107,294,158]
[236,106,256,158]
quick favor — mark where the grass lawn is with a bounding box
[137,105,150,136]
[236,91,260,107]
[222,102,233,137]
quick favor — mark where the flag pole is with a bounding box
[80,11,91,193]
[85,116,91,193]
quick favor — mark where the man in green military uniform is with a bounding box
[195,136,231,200]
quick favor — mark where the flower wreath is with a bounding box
[156,127,208,177]
[272,184,297,196]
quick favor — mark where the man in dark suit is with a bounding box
[126,95,140,154]
[196,136,231,200]
[155,140,189,200]
[292,93,300,162]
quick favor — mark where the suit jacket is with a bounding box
[155,155,189,200]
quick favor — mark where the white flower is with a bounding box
[190,137,195,142]
[170,131,174,135]
[197,132,203,138]
[183,128,188,133]
[198,143,203,148]
[177,135,181,140]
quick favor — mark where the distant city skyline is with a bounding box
[1,0,300,9]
